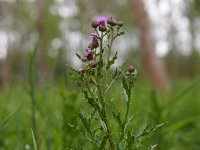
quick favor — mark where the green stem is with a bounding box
[107,28,114,64]
[97,30,115,149]
[120,94,131,141]
[100,32,103,53]
[85,82,93,97]
[124,95,131,125]
[106,28,114,82]
[96,81,115,150]
[121,78,135,141]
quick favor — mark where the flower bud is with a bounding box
[99,24,107,32]
[90,60,97,68]
[117,21,123,27]
[91,19,98,28]
[85,49,93,60]
[88,33,99,49]
[81,57,87,62]
[107,17,117,26]
[127,64,135,73]
[88,43,92,49]
[79,67,85,74]
[91,41,99,49]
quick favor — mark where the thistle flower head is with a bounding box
[85,49,93,60]
[88,33,99,49]
[91,19,98,28]
[96,16,107,25]
[91,33,98,41]
[107,16,117,26]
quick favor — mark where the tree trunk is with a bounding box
[132,0,170,91]
[0,58,10,88]
[187,0,198,78]
[35,0,48,79]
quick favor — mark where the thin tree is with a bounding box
[132,0,170,91]
[185,0,198,78]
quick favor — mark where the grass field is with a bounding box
[0,76,200,150]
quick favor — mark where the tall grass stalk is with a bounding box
[28,41,38,137]
[31,128,38,150]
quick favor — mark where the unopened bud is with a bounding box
[99,24,107,32]
[91,19,99,28]
[85,49,93,60]
[127,64,135,73]
[107,17,117,26]
[88,34,99,49]
[117,21,123,27]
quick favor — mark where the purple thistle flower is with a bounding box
[96,16,107,25]
[85,49,93,60]
[91,33,98,43]
[88,33,99,49]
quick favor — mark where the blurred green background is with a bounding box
[0,0,200,149]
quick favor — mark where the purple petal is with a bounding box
[96,16,107,24]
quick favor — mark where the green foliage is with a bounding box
[0,76,200,149]
[0,108,18,133]
[193,0,200,15]
[31,128,38,150]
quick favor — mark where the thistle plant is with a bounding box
[67,16,163,150]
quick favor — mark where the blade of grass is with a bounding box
[31,128,38,150]
[0,107,18,132]
[169,116,199,132]
[164,76,200,117]
[169,77,200,104]
[28,39,39,133]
